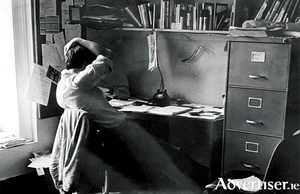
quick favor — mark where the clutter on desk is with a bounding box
[109,98,223,120]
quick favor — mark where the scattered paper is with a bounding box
[228,175,263,192]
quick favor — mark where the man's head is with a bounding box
[65,43,96,70]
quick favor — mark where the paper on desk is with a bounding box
[108,99,136,108]
[178,107,224,120]
[147,106,192,116]
[120,104,154,112]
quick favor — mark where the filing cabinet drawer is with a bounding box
[228,42,290,90]
[223,131,282,175]
[226,87,286,136]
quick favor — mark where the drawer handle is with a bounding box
[243,163,260,170]
[249,75,266,79]
[246,120,262,125]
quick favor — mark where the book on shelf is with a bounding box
[253,0,269,20]
[124,6,142,27]
[215,3,228,30]
[203,2,215,30]
[138,3,150,28]
[254,0,299,22]
[130,0,229,31]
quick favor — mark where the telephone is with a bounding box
[152,89,169,107]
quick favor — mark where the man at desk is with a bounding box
[53,37,200,193]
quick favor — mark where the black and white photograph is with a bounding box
[1,0,300,194]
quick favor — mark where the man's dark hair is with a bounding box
[65,43,97,70]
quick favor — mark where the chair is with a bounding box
[204,131,300,194]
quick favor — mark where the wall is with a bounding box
[0,117,59,181]
[87,29,229,107]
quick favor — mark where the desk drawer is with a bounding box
[228,42,290,90]
[223,131,282,175]
[226,87,286,136]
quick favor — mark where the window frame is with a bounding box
[12,0,37,140]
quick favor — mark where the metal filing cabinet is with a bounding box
[223,37,300,176]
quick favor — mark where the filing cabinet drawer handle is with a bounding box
[249,75,266,79]
[246,120,262,125]
[243,163,260,170]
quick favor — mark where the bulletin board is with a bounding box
[33,0,85,119]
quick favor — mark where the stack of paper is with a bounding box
[229,26,268,37]
[108,99,136,108]
[120,104,154,113]
[0,132,27,149]
[147,106,192,116]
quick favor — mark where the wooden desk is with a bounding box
[125,111,223,184]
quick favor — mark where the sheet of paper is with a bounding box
[147,106,192,116]
[61,2,69,29]
[54,32,66,62]
[108,99,136,108]
[40,0,56,17]
[71,7,81,21]
[147,31,157,71]
[74,0,85,7]
[26,64,51,106]
[120,104,154,112]
[65,24,81,43]
[42,44,65,72]
[28,154,52,168]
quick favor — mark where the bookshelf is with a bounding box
[112,27,230,34]
[123,0,233,31]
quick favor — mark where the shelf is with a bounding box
[89,26,230,35]
[121,28,230,35]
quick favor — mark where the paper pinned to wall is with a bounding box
[54,32,66,62]
[147,31,157,71]
[40,0,56,17]
[61,2,70,29]
[65,24,82,43]
[42,44,65,72]
[26,64,51,106]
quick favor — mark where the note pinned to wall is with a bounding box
[26,64,51,106]
[42,44,65,72]
[147,31,157,71]
[54,32,66,62]
[65,24,82,43]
